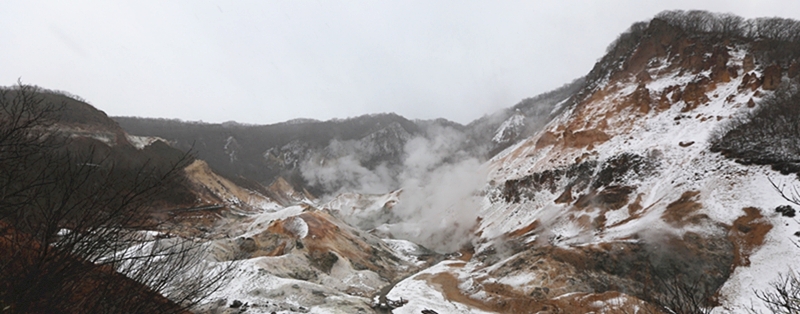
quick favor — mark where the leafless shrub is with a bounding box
[751,273,800,314]
[651,272,715,314]
[710,85,800,174]
[0,83,231,313]
[769,177,800,207]
[652,10,800,43]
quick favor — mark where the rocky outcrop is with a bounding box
[762,64,783,90]
[743,54,756,73]
[739,72,762,91]
[629,84,653,114]
[681,79,711,111]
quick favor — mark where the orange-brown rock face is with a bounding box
[762,64,783,90]
[742,54,756,73]
[728,207,772,267]
[629,84,653,114]
[709,47,733,82]
[739,72,762,92]
[681,80,711,112]
[256,209,406,279]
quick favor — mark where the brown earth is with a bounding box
[535,131,560,150]
[628,84,653,114]
[728,207,772,267]
[507,220,541,239]
[738,72,762,92]
[658,85,683,111]
[184,159,275,211]
[681,80,711,112]
[418,270,568,314]
[627,193,645,216]
[564,128,611,149]
[262,210,405,280]
[554,185,574,204]
[661,191,704,227]
[743,54,755,73]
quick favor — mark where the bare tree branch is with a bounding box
[0,83,232,313]
[769,177,800,206]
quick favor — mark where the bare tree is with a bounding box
[752,273,800,314]
[0,83,232,313]
[717,13,745,37]
[770,177,800,207]
[643,263,716,314]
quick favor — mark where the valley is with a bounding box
[3,9,800,314]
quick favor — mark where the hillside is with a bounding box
[0,86,287,313]
[112,81,577,198]
[385,11,800,313]
[114,113,425,196]
[180,11,800,313]
[4,9,800,314]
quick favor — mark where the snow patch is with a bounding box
[286,216,309,239]
[126,135,164,149]
[492,112,525,143]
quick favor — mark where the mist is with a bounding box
[299,154,397,195]
[300,124,487,253]
[387,157,486,252]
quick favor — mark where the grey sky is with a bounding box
[2,1,800,125]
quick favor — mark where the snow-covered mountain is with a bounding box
[19,10,800,314]
[180,12,800,313]
[381,13,800,313]
[112,89,573,198]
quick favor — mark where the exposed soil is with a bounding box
[550,291,664,314]
[661,191,704,227]
[728,207,773,267]
[564,128,612,149]
[415,266,662,314]
[422,272,545,313]
[507,220,541,238]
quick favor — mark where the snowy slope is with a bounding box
[378,22,800,313]
[187,202,430,314]
[125,15,800,314]
[491,111,525,144]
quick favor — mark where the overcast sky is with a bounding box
[2,1,800,125]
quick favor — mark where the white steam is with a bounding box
[388,157,485,252]
[301,125,487,253]
[300,155,396,195]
